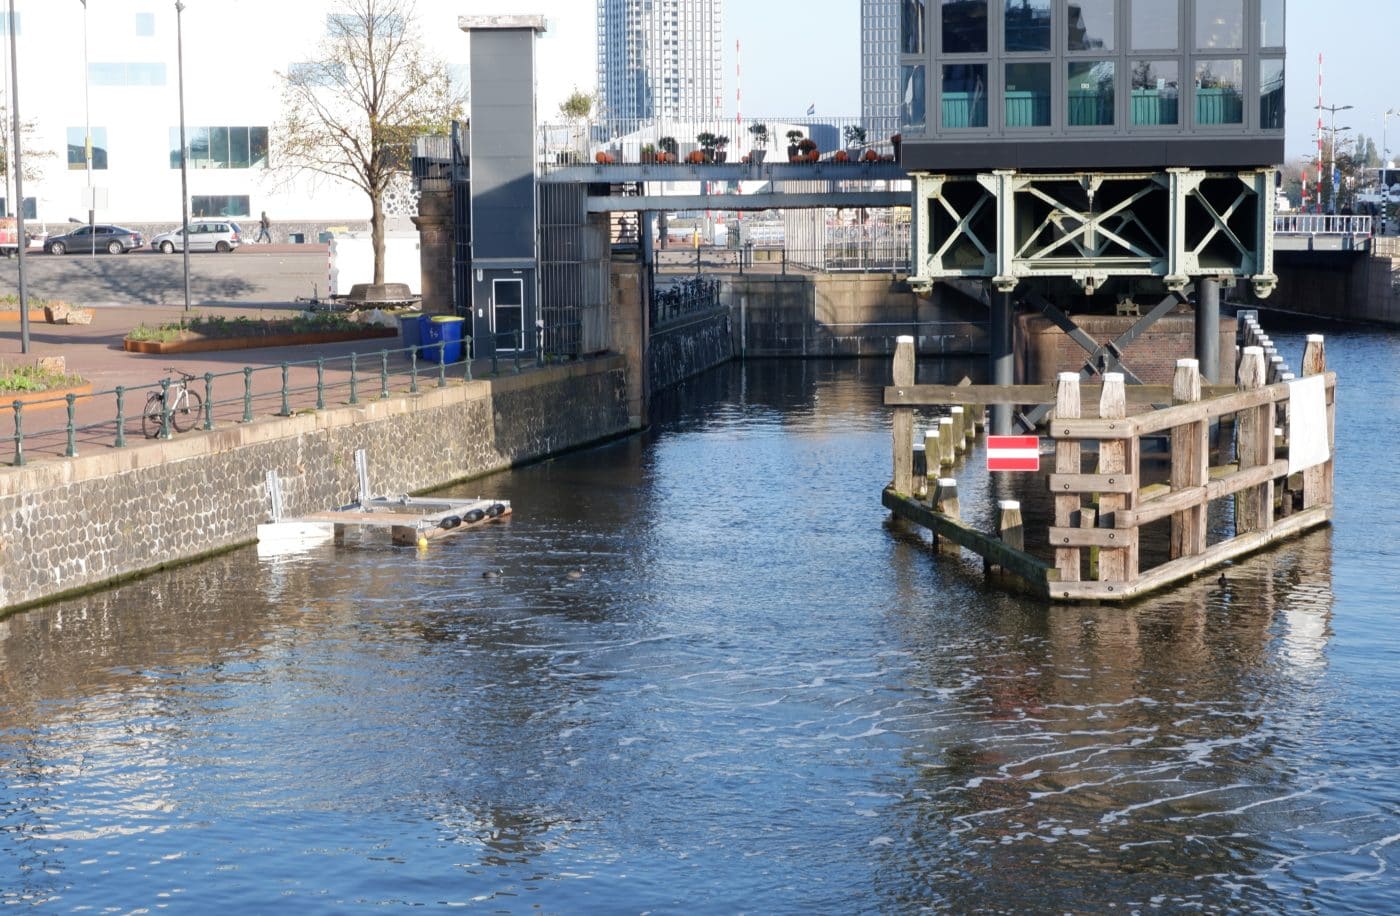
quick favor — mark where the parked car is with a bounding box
[45,224,144,255]
[151,219,242,254]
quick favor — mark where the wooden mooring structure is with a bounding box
[883,324,1336,602]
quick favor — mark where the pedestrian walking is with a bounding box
[256,211,272,243]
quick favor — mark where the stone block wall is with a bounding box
[1017,313,1238,385]
[0,357,630,616]
[649,308,733,391]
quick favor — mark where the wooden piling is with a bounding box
[1169,359,1209,559]
[1052,372,1082,582]
[934,477,961,556]
[892,336,915,495]
[1096,373,1139,583]
[912,444,928,498]
[938,416,957,467]
[950,406,968,453]
[1235,346,1274,533]
[1301,334,1333,510]
[924,429,939,494]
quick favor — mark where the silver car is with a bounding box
[151,219,242,253]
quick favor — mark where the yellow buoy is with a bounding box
[417,534,429,549]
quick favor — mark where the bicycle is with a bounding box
[142,368,204,439]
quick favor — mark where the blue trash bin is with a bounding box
[431,315,465,364]
[418,315,443,361]
[398,313,423,352]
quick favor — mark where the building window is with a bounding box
[0,198,37,219]
[1260,0,1285,48]
[170,127,269,169]
[941,64,987,128]
[941,0,987,54]
[1068,0,1113,51]
[191,195,250,218]
[1130,0,1177,50]
[89,62,167,86]
[1195,59,1243,125]
[1260,59,1284,130]
[902,0,926,55]
[1131,60,1180,126]
[135,13,155,37]
[66,127,108,170]
[901,64,927,132]
[1068,61,1114,126]
[1005,0,1051,53]
[1005,62,1051,127]
[1196,0,1243,50]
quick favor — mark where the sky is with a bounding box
[451,0,1387,162]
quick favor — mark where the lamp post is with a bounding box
[1384,108,1397,234]
[7,0,28,352]
[175,0,190,311]
[80,0,93,258]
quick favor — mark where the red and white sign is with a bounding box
[986,435,1040,472]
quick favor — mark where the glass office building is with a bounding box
[900,0,1285,171]
[862,0,903,137]
[597,0,724,123]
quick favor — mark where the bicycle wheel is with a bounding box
[141,394,166,439]
[171,390,203,432]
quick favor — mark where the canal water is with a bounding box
[1,325,1397,912]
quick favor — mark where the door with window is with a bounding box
[492,279,524,352]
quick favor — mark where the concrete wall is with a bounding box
[725,274,987,357]
[0,358,631,616]
[1258,251,1400,326]
[1018,313,1238,385]
[649,307,733,391]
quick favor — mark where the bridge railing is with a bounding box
[1274,214,1373,236]
[539,115,899,173]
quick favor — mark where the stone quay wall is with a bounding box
[0,357,631,616]
[649,307,733,392]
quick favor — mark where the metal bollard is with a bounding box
[65,394,78,457]
[242,367,254,422]
[438,352,447,388]
[380,350,390,399]
[114,386,127,448]
[315,359,325,410]
[349,353,359,405]
[279,363,291,416]
[204,373,214,429]
[160,378,173,439]
[463,336,473,382]
[12,401,24,466]
[410,349,419,394]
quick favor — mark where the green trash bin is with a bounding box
[430,315,465,364]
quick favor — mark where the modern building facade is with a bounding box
[596,0,723,124]
[0,0,468,234]
[861,0,901,139]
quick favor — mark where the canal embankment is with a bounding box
[0,355,630,616]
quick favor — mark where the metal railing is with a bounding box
[538,115,902,173]
[651,276,720,326]
[1274,214,1373,236]
[0,336,561,468]
[652,243,911,276]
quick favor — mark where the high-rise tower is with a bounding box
[597,0,724,123]
[861,0,901,137]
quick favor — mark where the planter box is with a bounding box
[1,383,93,411]
[123,326,397,354]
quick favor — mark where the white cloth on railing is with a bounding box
[1288,374,1330,474]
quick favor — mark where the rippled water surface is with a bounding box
[2,331,1398,912]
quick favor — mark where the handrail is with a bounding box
[1274,214,1373,236]
[4,336,490,468]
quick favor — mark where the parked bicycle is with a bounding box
[142,368,203,438]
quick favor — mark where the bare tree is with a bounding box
[0,108,55,211]
[274,0,464,284]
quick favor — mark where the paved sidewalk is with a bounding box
[0,302,498,465]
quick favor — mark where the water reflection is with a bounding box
[1,354,1391,913]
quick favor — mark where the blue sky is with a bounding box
[469,0,1385,161]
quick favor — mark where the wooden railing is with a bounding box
[883,334,1336,602]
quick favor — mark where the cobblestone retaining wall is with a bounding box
[0,357,630,616]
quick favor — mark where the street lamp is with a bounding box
[175,0,190,311]
[80,0,93,258]
[1383,108,1397,234]
[7,0,28,353]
